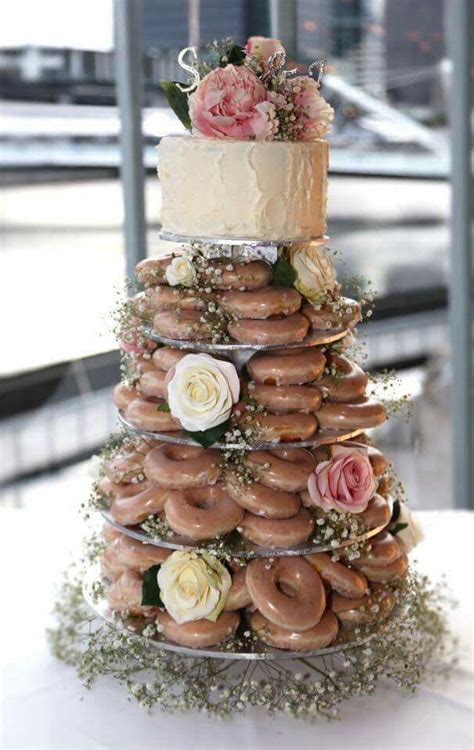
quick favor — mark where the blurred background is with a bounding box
[0,0,472,512]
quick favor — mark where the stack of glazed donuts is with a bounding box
[97,246,404,654]
[101,526,406,650]
[99,438,392,549]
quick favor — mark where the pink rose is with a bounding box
[290,76,334,140]
[245,36,285,68]
[189,65,277,140]
[307,446,377,513]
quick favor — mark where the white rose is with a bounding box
[165,256,196,287]
[391,503,424,554]
[157,550,231,624]
[167,353,240,432]
[289,244,337,303]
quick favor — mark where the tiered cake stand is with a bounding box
[85,233,400,664]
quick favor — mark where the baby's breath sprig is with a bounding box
[368,369,413,421]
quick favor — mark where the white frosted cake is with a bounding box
[158,136,328,240]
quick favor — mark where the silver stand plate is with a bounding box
[83,565,399,661]
[142,325,347,354]
[116,409,364,450]
[100,507,390,559]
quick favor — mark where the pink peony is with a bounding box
[189,65,277,140]
[307,446,377,514]
[290,76,334,140]
[245,36,285,68]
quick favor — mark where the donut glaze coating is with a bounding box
[246,557,326,631]
[144,444,221,488]
[314,353,368,403]
[317,397,387,431]
[110,481,170,525]
[218,287,301,320]
[228,313,309,346]
[250,383,322,413]
[240,508,315,548]
[247,347,326,386]
[156,610,240,648]
[246,449,316,492]
[224,568,252,611]
[106,570,159,617]
[250,609,339,651]
[306,552,369,598]
[164,485,244,541]
[125,398,181,432]
[226,471,301,519]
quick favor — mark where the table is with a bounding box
[1,506,472,750]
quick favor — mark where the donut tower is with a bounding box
[93,39,417,657]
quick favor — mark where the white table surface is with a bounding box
[1,505,473,750]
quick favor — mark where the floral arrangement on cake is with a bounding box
[160,36,334,142]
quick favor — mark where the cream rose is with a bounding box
[289,244,337,303]
[391,503,424,554]
[166,353,240,432]
[157,550,231,624]
[165,256,196,287]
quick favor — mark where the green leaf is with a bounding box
[157,402,171,412]
[272,256,297,288]
[391,499,401,524]
[390,522,408,537]
[142,565,164,607]
[160,81,191,130]
[224,44,246,66]
[184,419,230,448]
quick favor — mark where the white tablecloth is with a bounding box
[1,507,473,750]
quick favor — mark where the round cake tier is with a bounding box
[158,136,328,241]
[83,564,402,661]
[117,409,364,450]
[100,506,391,559]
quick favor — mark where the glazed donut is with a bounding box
[153,310,213,341]
[113,383,140,410]
[246,557,326,631]
[317,397,387,431]
[135,256,170,285]
[331,587,395,625]
[356,550,409,583]
[360,494,391,530]
[144,444,221,488]
[246,449,316,492]
[306,553,368,598]
[314,354,368,403]
[151,346,187,371]
[103,524,122,543]
[212,260,273,290]
[137,368,167,400]
[249,383,322,413]
[125,398,181,432]
[156,610,240,648]
[102,533,170,579]
[218,287,301,320]
[239,411,318,443]
[109,481,170,525]
[228,313,309,346]
[224,568,252,611]
[226,471,301,519]
[107,570,158,617]
[302,298,362,331]
[105,450,146,484]
[355,531,400,567]
[146,286,205,311]
[240,508,315,548]
[164,485,244,541]
[251,610,339,651]
[247,347,326,386]
[98,476,125,500]
[131,291,156,321]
